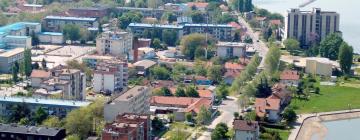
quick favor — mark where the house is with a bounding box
[0,124,66,140]
[255,98,281,122]
[233,120,259,140]
[186,2,209,11]
[194,76,213,85]
[216,42,248,58]
[102,113,151,140]
[280,70,300,86]
[270,84,292,106]
[197,89,215,102]
[223,62,246,84]
[133,59,157,76]
[30,70,51,88]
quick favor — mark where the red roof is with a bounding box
[228,22,242,29]
[187,2,209,8]
[225,62,245,70]
[270,20,281,25]
[280,70,300,80]
[197,89,213,98]
[224,70,241,78]
[185,98,212,113]
[30,70,51,78]
[150,96,200,107]
[255,98,280,117]
[233,120,259,131]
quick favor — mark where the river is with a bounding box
[253,0,360,53]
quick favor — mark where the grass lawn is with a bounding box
[0,84,11,88]
[290,86,360,114]
[162,122,194,140]
[263,127,290,140]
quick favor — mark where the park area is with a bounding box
[290,85,360,114]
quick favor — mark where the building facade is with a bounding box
[38,32,64,44]
[305,57,333,76]
[96,31,133,58]
[285,8,340,46]
[0,48,24,73]
[233,120,259,140]
[93,58,128,94]
[43,16,99,32]
[0,124,66,140]
[104,86,151,122]
[216,42,247,58]
[0,22,41,49]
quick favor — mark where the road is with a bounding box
[237,15,269,69]
[196,96,240,140]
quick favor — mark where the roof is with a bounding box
[0,124,64,136]
[133,59,157,69]
[280,70,299,80]
[225,62,246,70]
[113,86,149,101]
[184,98,212,113]
[194,75,209,81]
[0,97,91,107]
[233,120,258,131]
[270,84,291,100]
[186,2,209,8]
[255,17,267,21]
[228,22,242,29]
[30,70,51,78]
[197,89,213,98]
[0,48,24,57]
[39,32,63,36]
[150,96,200,107]
[216,42,248,48]
[270,20,281,25]
[0,22,40,34]
[44,16,97,22]
[255,98,280,117]
[224,70,240,78]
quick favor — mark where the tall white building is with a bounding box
[93,58,128,94]
[96,31,133,58]
[285,8,340,46]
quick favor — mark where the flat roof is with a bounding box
[5,35,30,39]
[0,22,40,34]
[114,86,149,101]
[216,42,248,47]
[39,32,63,36]
[128,23,184,29]
[0,124,64,136]
[44,16,97,22]
[0,48,24,57]
[0,96,91,107]
[133,59,157,69]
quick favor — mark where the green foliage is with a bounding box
[338,42,354,75]
[41,58,47,69]
[175,87,186,97]
[155,87,173,96]
[162,30,178,46]
[263,27,273,41]
[207,65,223,83]
[42,116,63,128]
[151,38,165,50]
[151,117,164,131]
[118,12,143,29]
[150,66,171,80]
[231,0,252,12]
[319,33,343,60]
[185,86,199,97]
[264,46,281,74]
[211,123,229,140]
[282,107,297,125]
[216,13,237,24]
[244,110,256,121]
[65,135,81,140]
[284,38,300,54]
[24,48,32,77]
[12,63,18,83]
[18,117,30,125]
[194,60,208,76]
[63,24,81,42]
[66,60,93,81]
[9,103,30,123]
[162,12,177,23]
[34,107,48,124]
[185,113,193,122]
[255,77,272,98]
[216,84,229,99]
[190,11,205,23]
[196,105,211,125]
[180,34,207,60]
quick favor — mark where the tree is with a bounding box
[34,107,48,124]
[180,34,207,60]
[264,46,281,74]
[196,105,211,125]
[150,66,171,80]
[243,35,253,44]
[207,65,223,83]
[263,27,272,41]
[231,0,244,12]
[41,58,47,69]
[233,112,240,119]
[157,87,172,96]
[118,12,143,29]
[9,103,30,122]
[65,108,92,139]
[283,107,297,125]
[162,30,177,46]
[32,62,40,70]
[338,42,353,75]
[319,33,343,60]
[216,13,237,24]
[216,84,229,99]
[42,116,63,128]
[175,87,186,97]
[147,0,162,8]
[12,63,19,83]
[191,11,205,23]
[194,60,207,76]
[244,0,253,12]
[211,123,229,140]
[63,24,81,42]
[151,38,164,50]
[24,48,32,77]
[284,38,300,54]
[162,12,177,23]
[31,31,40,46]
[185,86,199,97]
[151,117,164,130]
[255,77,272,98]
[185,113,193,122]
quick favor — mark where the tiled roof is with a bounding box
[280,70,300,80]
[184,98,212,113]
[197,89,213,98]
[228,22,241,29]
[225,62,245,70]
[224,70,240,78]
[233,120,258,131]
[187,2,209,8]
[271,83,291,100]
[255,98,280,117]
[150,96,200,107]
[30,70,51,78]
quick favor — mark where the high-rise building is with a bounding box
[96,31,133,58]
[285,8,340,46]
[93,58,128,94]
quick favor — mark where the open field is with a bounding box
[290,86,360,114]
[162,122,193,139]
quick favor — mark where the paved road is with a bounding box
[196,96,240,140]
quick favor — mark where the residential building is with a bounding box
[0,22,41,49]
[30,70,51,88]
[285,8,340,46]
[0,96,90,118]
[194,75,213,85]
[104,86,151,122]
[128,23,184,39]
[38,32,64,44]
[67,7,109,18]
[138,47,156,60]
[102,113,151,140]
[305,57,333,76]
[255,97,281,122]
[280,70,300,86]
[116,7,185,19]
[0,48,24,73]
[132,59,157,76]
[216,42,248,58]
[96,31,133,58]
[233,120,259,140]
[82,55,115,68]
[186,2,208,11]
[223,62,246,84]
[0,124,66,140]
[93,58,128,94]
[270,84,292,106]
[43,16,99,32]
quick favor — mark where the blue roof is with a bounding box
[44,16,97,22]
[0,97,91,107]
[5,35,30,39]
[39,32,63,36]
[0,22,40,35]
[128,23,184,29]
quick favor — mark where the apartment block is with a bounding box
[0,124,66,140]
[102,113,151,140]
[104,86,151,122]
[96,31,133,58]
[0,48,24,73]
[285,8,340,46]
[93,58,128,94]
[43,15,99,32]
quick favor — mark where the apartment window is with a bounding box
[326,16,331,35]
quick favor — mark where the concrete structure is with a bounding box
[96,31,133,58]
[82,55,115,68]
[43,16,99,32]
[102,113,151,140]
[285,8,340,46]
[0,96,90,118]
[255,97,281,122]
[67,7,109,18]
[138,47,156,60]
[233,120,259,140]
[93,58,128,94]
[216,42,247,58]
[305,57,333,76]
[0,124,66,140]
[0,48,24,73]
[280,70,300,86]
[132,59,157,76]
[116,7,185,19]
[38,32,64,44]
[104,86,151,122]
[30,70,51,88]
[0,22,41,49]
[128,23,234,41]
